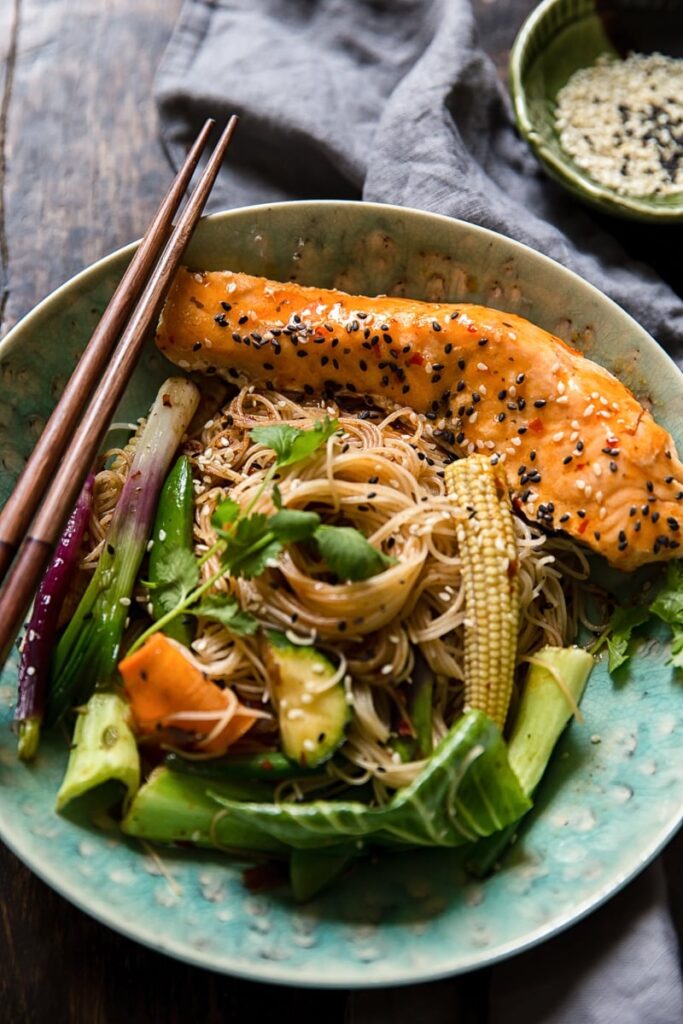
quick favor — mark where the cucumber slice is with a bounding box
[264,631,351,768]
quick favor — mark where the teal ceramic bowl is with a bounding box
[510,0,683,222]
[0,201,682,986]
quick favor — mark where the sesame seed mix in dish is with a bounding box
[555,52,683,198]
[15,269,683,899]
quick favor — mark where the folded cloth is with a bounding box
[155,0,683,1017]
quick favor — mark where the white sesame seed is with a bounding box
[477,362,488,372]
[26,666,36,676]
[511,437,522,447]
[287,709,305,721]
[556,395,569,405]
[583,404,595,417]
[119,597,131,607]
[557,381,566,394]
[600,507,607,520]
[158,529,167,542]
[570,431,580,441]
[553,431,565,442]
[478,384,487,396]
[303,738,316,751]
[576,479,586,490]
[593,463,603,477]
[381,664,393,675]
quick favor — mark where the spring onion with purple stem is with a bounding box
[14,474,94,760]
[45,377,199,726]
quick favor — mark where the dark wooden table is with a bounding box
[0,3,680,1022]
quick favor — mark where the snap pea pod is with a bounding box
[148,454,195,646]
[164,750,321,783]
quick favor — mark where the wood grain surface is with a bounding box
[0,2,679,1022]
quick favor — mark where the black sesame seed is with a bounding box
[594,531,601,540]
[668,517,680,531]
[516,373,525,384]
[232,332,241,342]
[238,314,248,325]
[518,427,527,435]
[458,359,466,371]
[576,441,584,452]
[498,389,507,400]
[220,301,232,311]
[297,350,308,358]
[530,450,537,462]
[577,509,586,518]
[618,541,628,551]
[652,511,661,523]
[518,397,526,410]
[431,374,442,384]
[359,359,367,371]
[534,399,546,408]
[517,465,527,476]
[559,513,571,523]
[456,380,466,392]
[609,461,618,473]
[214,313,228,327]
[634,520,641,532]
[642,505,650,516]
[647,481,654,493]
[478,338,488,347]
[432,321,442,332]
[497,412,506,422]
[563,455,573,465]
[402,385,410,394]
[618,530,626,542]
[432,363,444,372]
[450,311,459,320]
[192,341,202,351]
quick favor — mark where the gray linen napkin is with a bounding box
[155,1,683,1017]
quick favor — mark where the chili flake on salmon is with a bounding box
[156,268,683,571]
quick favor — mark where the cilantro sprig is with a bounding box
[592,561,683,673]
[129,418,396,653]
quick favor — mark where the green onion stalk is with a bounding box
[45,377,199,727]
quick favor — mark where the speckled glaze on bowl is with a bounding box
[1,201,682,987]
[510,0,683,222]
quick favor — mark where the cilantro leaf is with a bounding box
[149,548,200,616]
[272,483,283,510]
[600,605,651,673]
[212,498,241,534]
[650,561,683,624]
[221,513,282,579]
[191,594,259,636]
[270,509,321,543]
[671,624,683,669]
[315,525,396,582]
[250,417,339,468]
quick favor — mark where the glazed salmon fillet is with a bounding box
[156,268,683,571]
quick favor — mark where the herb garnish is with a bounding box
[129,418,396,653]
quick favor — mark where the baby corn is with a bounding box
[446,455,520,730]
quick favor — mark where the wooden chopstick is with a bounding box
[0,117,216,586]
[0,115,239,667]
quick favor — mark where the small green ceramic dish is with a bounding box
[510,0,683,222]
[0,201,682,986]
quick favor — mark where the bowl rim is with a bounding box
[1,198,682,987]
[508,0,683,223]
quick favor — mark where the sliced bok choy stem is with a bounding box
[46,378,199,726]
[466,645,594,876]
[121,767,287,855]
[15,474,94,760]
[56,692,139,812]
[507,646,594,795]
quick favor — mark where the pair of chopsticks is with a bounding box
[0,115,238,668]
